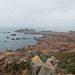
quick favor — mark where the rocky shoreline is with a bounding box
[15,28,65,35]
[0,28,75,75]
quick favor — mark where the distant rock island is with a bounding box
[15,28,75,35]
[15,28,64,35]
[15,28,36,33]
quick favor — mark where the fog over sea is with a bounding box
[0,26,75,51]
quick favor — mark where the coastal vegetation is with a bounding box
[0,28,75,75]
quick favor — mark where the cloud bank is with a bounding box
[0,0,75,28]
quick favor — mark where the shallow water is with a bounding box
[0,29,42,50]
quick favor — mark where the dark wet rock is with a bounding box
[33,36,36,39]
[15,37,29,40]
[22,38,27,39]
[2,32,5,33]
[4,41,6,42]
[10,34,16,36]
[16,48,21,51]
[6,37,10,38]
[11,38,15,40]
[4,41,8,42]
[6,32,10,33]
[16,38,20,40]
[2,32,10,33]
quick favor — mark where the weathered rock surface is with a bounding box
[0,50,74,75]
[28,50,43,58]
[16,38,20,40]
[0,50,15,71]
[30,55,67,75]
[6,37,10,38]
[10,34,16,36]
[15,28,35,33]
[11,38,15,40]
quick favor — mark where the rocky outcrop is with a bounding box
[0,50,74,75]
[10,34,16,36]
[6,37,10,38]
[15,28,35,33]
[16,38,20,40]
[30,55,67,75]
[28,50,43,58]
[11,38,15,40]
[0,50,15,71]
[16,38,28,40]
[67,31,75,36]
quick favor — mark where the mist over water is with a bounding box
[0,26,75,32]
[28,26,75,32]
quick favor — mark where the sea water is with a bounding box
[0,27,42,50]
[0,26,75,50]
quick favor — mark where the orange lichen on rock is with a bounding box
[32,56,40,62]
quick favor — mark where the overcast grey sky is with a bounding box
[0,0,75,28]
